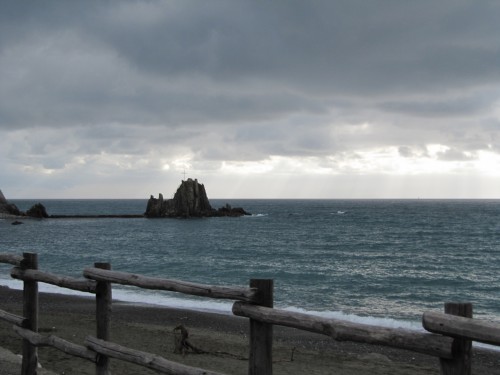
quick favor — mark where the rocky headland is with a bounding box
[0,190,22,217]
[0,190,48,219]
[1,180,250,220]
[145,178,250,218]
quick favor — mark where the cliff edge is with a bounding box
[0,190,49,218]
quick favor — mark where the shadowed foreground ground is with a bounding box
[1,287,499,374]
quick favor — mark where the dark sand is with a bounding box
[1,286,499,374]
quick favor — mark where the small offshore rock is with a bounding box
[215,204,251,217]
[26,203,49,218]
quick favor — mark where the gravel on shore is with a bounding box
[1,286,499,374]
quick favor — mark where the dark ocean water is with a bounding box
[1,199,499,331]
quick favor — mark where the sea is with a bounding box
[1,199,500,335]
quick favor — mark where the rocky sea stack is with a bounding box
[145,179,250,218]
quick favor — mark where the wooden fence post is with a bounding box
[248,279,273,375]
[21,252,38,375]
[95,262,112,375]
[439,302,472,375]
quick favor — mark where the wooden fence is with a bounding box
[1,252,500,375]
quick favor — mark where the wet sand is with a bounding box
[1,286,499,374]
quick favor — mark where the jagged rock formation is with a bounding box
[0,189,49,218]
[145,179,250,218]
[26,203,49,218]
[0,190,22,216]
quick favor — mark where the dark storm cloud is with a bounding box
[1,0,500,169]
[82,1,500,97]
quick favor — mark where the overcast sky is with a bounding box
[1,1,500,199]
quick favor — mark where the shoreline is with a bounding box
[49,214,144,218]
[1,214,145,219]
[0,214,25,219]
[0,280,431,330]
[1,287,500,374]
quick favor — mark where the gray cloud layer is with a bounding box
[1,1,499,197]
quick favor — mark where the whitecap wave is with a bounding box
[280,305,422,331]
[111,286,233,314]
[0,278,233,314]
[1,277,499,351]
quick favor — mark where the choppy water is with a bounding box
[1,199,499,331]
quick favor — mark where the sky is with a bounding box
[1,1,500,199]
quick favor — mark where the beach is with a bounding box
[1,287,499,374]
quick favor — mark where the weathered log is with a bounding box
[423,310,500,346]
[83,267,257,302]
[0,308,25,326]
[22,252,38,375]
[248,279,273,375]
[437,303,472,375]
[11,267,97,293]
[95,262,112,375]
[0,253,23,266]
[13,325,97,362]
[85,336,226,375]
[233,301,454,359]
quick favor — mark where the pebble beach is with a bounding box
[1,287,500,375]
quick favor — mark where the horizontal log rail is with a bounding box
[423,311,500,346]
[11,267,97,293]
[3,252,498,375]
[0,308,26,326]
[85,336,226,375]
[13,325,98,362]
[233,301,454,359]
[83,267,257,302]
[0,253,23,267]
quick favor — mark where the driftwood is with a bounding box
[233,301,454,359]
[83,267,257,302]
[423,311,500,346]
[173,324,206,355]
[85,336,225,375]
[11,267,97,293]
[172,324,248,361]
[0,253,23,266]
[13,322,97,362]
